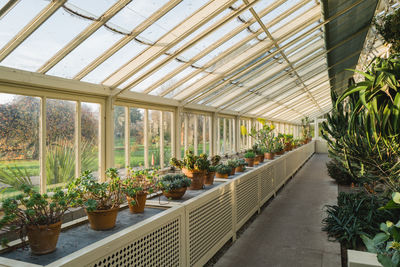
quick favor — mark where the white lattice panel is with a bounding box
[188,189,233,266]
[260,166,274,205]
[235,174,259,228]
[274,159,286,190]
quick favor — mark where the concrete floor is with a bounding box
[215,154,340,267]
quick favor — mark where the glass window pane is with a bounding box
[113,105,125,171]
[81,102,100,177]
[0,93,40,200]
[46,99,75,189]
[130,108,144,167]
[163,111,172,167]
[66,0,118,18]
[148,110,160,167]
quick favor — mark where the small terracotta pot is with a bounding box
[163,187,187,200]
[182,168,205,190]
[216,172,229,178]
[245,158,254,167]
[276,150,284,155]
[26,221,62,255]
[86,207,119,230]
[235,165,244,173]
[127,193,147,213]
[254,156,260,165]
[257,154,264,163]
[230,168,236,176]
[204,171,215,185]
[264,152,275,160]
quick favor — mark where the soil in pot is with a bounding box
[162,187,187,200]
[245,158,254,167]
[182,168,205,190]
[264,152,275,160]
[26,221,62,255]
[127,193,147,213]
[235,166,244,172]
[86,207,119,231]
[216,172,229,178]
[204,171,215,185]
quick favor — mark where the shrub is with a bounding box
[326,159,354,185]
[244,151,255,158]
[322,191,399,249]
[158,174,191,191]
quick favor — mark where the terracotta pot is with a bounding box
[182,168,205,190]
[276,150,284,155]
[230,168,236,176]
[204,171,215,185]
[235,165,244,173]
[127,193,147,213]
[254,156,260,165]
[245,158,254,167]
[162,187,187,200]
[257,154,264,163]
[26,221,62,255]
[216,172,229,178]
[264,152,275,160]
[86,207,119,230]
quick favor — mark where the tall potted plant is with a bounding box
[122,168,158,213]
[0,184,76,254]
[68,168,124,230]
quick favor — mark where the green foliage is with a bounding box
[244,151,255,158]
[227,159,239,168]
[249,124,275,153]
[211,155,221,166]
[208,165,217,172]
[322,191,398,249]
[0,164,32,189]
[301,116,311,139]
[374,8,400,54]
[170,150,210,171]
[68,168,123,211]
[326,159,354,185]
[0,184,76,246]
[215,164,232,175]
[158,174,191,191]
[237,158,248,166]
[122,168,158,204]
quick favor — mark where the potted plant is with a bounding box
[244,151,256,167]
[205,154,219,185]
[0,184,76,255]
[158,174,191,200]
[227,159,239,175]
[284,134,293,151]
[235,159,247,172]
[215,164,232,178]
[264,142,275,160]
[122,168,158,213]
[170,150,208,190]
[274,137,284,155]
[68,168,124,230]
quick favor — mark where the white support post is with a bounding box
[75,101,81,179]
[160,111,164,168]
[229,118,232,154]
[202,116,206,155]
[209,115,214,156]
[247,120,250,149]
[223,118,227,154]
[144,109,149,168]
[124,106,130,170]
[39,97,46,194]
[194,114,198,155]
[217,116,220,155]
[173,107,181,159]
[184,113,188,152]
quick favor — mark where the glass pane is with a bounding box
[1,7,91,72]
[148,110,161,167]
[113,105,125,171]
[46,99,75,189]
[0,93,40,200]
[81,102,99,178]
[187,113,195,152]
[130,108,144,167]
[163,111,172,167]
[0,0,47,49]
[197,115,204,155]
[66,0,118,18]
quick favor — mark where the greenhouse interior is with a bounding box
[0,0,398,266]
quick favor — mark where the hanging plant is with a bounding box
[374,8,400,54]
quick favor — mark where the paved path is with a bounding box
[215,154,340,267]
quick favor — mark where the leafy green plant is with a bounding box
[211,155,221,166]
[170,150,210,171]
[68,168,123,212]
[208,165,217,172]
[374,8,400,54]
[227,159,239,169]
[326,159,354,185]
[0,165,33,189]
[215,164,232,175]
[244,151,255,158]
[158,174,191,192]
[237,158,248,166]
[0,184,76,246]
[322,191,398,249]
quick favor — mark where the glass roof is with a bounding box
[0,0,350,123]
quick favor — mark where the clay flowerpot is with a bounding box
[204,171,215,185]
[182,168,205,190]
[86,207,119,230]
[245,158,254,167]
[230,168,236,176]
[264,152,275,160]
[26,221,62,255]
[127,193,147,213]
[235,165,244,173]
[216,172,229,178]
[258,154,264,163]
[163,187,187,200]
[276,150,284,155]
